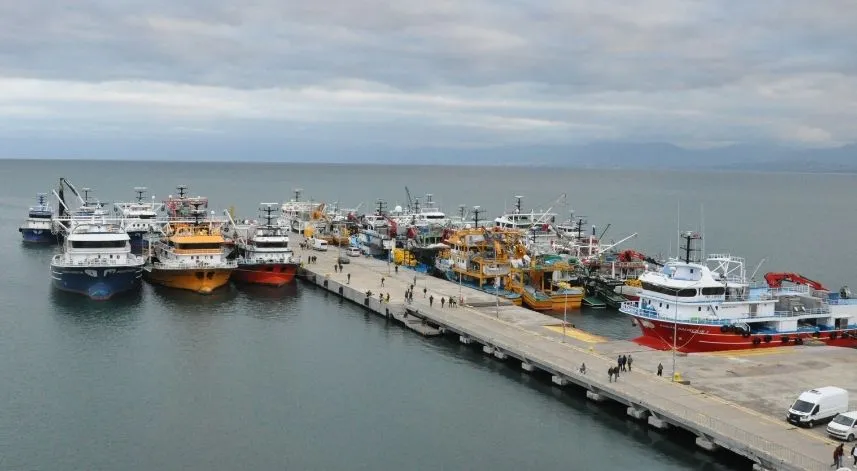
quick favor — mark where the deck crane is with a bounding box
[764,272,828,292]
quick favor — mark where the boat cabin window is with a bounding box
[30,213,52,219]
[701,287,725,296]
[138,214,155,219]
[71,240,126,249]
[256,242,288,248]
[641,282,698,297]
[176,242,221,250]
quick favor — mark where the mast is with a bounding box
[514,195,523,214]
[679,231,702,264]
[260,203,278,228]
[134,187,147,203]
[472,206,483,228]
[375,199,387,216]
[293,188,302,202]
[176,185,188,199]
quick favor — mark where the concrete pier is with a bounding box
[297,239,839,471]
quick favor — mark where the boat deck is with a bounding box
[297,237,842,471]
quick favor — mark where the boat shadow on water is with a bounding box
[50,286,143,323]
[147,283,239,307]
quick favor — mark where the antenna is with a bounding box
[679,231,702,264]
[472,206,483,228]
[294,188,302,202]
[176,185,188,199]
[700,203,705,257]
[134,187,147,203]
[375,199,387,215]
[514,195,523,214]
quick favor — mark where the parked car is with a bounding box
[827,411,857,441]
[337,255,350,265]
[346,246,361,257]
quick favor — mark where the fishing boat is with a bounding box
[619,231,857,352]
[281,189,325,234]
[144,200,235,293]
[113,187,164,253]
[509,254,583,311]
[229,204,298,286]
[19,193,58,244]
[435,226,522,305]
[50,219,144,300]
[357,200,395,257]
[163,185,208,219]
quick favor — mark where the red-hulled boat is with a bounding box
[620,232,857,353]
[231,204,298,287]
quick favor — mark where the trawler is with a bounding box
[144,200,235,293]
[620,232,857,352]
[50,219,144,300]
[435,219,522,305]
[19,193,57,244]
[228,204,298,286]
[113,187,164,253]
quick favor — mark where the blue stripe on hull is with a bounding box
[20,228,58,244]
[51,265,143,300]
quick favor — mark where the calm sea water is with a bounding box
[3,159,854,470]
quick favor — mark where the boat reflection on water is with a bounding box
[50,286,143,323]
[233,281,299,299]
[148,282,239,308]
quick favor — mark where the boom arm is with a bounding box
[764,272,828,291]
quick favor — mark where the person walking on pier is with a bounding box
[627,354,633,372]
[381,276,385,287]
[617,356,623,374]
[851,443,857,465]
[833,443,844,468]
[423,287,427,298]
[607,367,614,382]
[385,293,390,303]
[334,264,338,273]
[347,273,351,284]
[440,297,445,308]
[429,295,434,307]
[657,363,663,377]
[449,296,455,308]
[579,363,586,375]
[395,265,398,274]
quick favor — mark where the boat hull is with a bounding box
[232,263,298,286]
[20,228,58,244]
[522,292,553,311]
[550,293,583,310]
[630,316,857,353]
[144,267,232,293]
[50,265,142,300]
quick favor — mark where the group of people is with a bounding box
[428,294,457,308]
[305,255,318,264]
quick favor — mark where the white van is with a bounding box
[346,246,361,257]
[312,238,328,251]
[827,411,857,441]
[787,387,849,427]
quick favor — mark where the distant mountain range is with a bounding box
[399,142,857,172]
[2,137,855,172]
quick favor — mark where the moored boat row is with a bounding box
[19,182,857,353]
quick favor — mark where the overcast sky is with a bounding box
[1,1,856,159]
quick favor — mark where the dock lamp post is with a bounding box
[563,291,568,343]
[671,280,702,382]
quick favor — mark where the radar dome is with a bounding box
[394,205,403,213]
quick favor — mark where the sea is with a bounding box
[2,159,855,470]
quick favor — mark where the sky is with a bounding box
[1,0,856,161]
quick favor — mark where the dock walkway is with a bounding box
[296,239,834,471]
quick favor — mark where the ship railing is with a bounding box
[637,396,828,471]
[51,255,142,266]
[150,260,238,269]
[620,302,830,324]
[172,248,224,254]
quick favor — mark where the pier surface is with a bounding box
[297,238,849,471]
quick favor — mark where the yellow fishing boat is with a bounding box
[511,254,584,311]
[435,227,523,305]
[144,201,235,293]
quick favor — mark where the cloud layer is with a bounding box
[1,0,856,157]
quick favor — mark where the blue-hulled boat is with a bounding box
[18,193,58,244]
[113,187,164,253]
[50,220,144,300]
